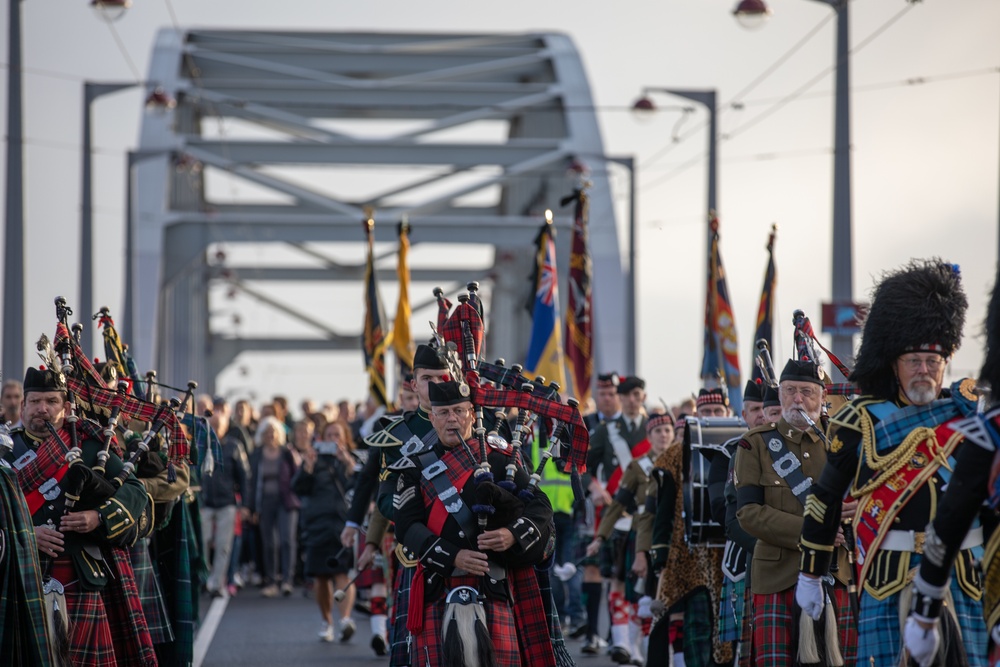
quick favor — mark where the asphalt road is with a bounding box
[199,587,388,667]
[197,585,611,667]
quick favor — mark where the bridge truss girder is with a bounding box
[132,30,626,395]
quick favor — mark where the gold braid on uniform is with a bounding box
[851,420,932,497]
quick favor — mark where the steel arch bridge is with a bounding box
[129,29,627,395]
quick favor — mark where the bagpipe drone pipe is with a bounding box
[36,298,194,530]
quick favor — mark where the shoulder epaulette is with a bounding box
[9,425,24,436]
[829,398,875,432]
[363,417,405,448]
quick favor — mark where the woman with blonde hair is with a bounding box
[248,416,300,597]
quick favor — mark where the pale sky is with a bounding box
[1,0,998,411]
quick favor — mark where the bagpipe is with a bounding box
[37,298,194,532]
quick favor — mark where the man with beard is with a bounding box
[734,360,856,667]
[797,260,986,666]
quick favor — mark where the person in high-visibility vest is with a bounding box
[531,422,585,637]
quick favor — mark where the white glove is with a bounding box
[794,573,824,621]
[552,562,577,582]
[903,615,939,667]
[636,595,653,619]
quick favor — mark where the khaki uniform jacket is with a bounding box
[734,418,849,594]
[597,452,657,546]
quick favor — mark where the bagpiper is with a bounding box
[797,259,986,666]
[735,359,857,667]
[392,380,557,667]
[904,265,1000,666]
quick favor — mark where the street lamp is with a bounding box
[733,0,772,30]
[632,88,742,408]
[90,0,131,22]
[734,0,856,369]
[632,88,719,286]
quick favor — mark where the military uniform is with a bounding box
[798,259,985,667]
[734,417,856,667]
[799,385,985,666]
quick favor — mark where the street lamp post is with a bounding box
[4,0,132,377]
[81,81,137,357]
[633,89,727,393]
[735,0,855,368]
[3,0,25,381]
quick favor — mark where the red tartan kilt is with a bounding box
[752,585,857,667]
[412,574,521,667]
[65,582,118,667]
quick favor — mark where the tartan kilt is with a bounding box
[682,586,715,667]
[411,574,521,667]
[738,576,754,667]
[857,576,987,667]
[129,537,173,645]
[753,583,856,667]
[718,576,745,642]
[56,548,157,667]
[389,564,414,666]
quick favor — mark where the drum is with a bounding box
[682,416,747,547]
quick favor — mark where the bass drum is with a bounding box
[682,416,747,547]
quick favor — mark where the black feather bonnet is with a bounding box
[850,259,966,399]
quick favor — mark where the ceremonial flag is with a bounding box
[96,308,128,379]
[362,214,391,407]
[393,220,414,371]
[701,213,742,410]
[750,224,777,382]
[562,188,593,406]
[524,212,567,389]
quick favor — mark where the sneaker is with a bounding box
[318,625,334,643]
[232,572,245,589]
[281,582,293,597]
[582,637,607,655]
[227,584,238,598]
[260,584,279,598]
[609,646,632,665]
[569,622,588,639]
[339,618,356,642]
[371,633,387,656]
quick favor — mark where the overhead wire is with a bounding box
[640,1,921,192]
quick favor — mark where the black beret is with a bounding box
[617,376,645,395]
[743,379,763,403]
[23,366,65,394]
[596,373,620,388]
[412,344,446,371]
[428,380,471,407]
[762,385,781,408]
[779,359,825,387]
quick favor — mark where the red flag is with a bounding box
[563,189,593,405]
